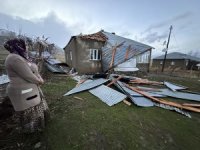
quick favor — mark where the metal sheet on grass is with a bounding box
[89,85,127,106]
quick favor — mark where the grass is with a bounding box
[1,73,200,150]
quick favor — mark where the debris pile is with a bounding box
[64,74,200,118]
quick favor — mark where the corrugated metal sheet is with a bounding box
[164,81,187,91]
[114,81,154,107]
[64,78,109,96]
[0,74,9,85]
[101,31,153,71]
[89,85,127,106]
[150,89,200,102]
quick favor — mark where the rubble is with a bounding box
[63,73,200,118]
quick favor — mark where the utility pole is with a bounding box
[162,25,173,72]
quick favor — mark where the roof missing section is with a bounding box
[89,85,127,106]
[64,78,109,96]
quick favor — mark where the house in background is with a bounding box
[64,30,154,74]
[152,52,200,70]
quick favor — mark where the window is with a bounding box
[171,61,175,65]
[90,49,101,60]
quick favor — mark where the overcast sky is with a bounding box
[0,0,200,57]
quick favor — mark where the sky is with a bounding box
[0,0,200,58]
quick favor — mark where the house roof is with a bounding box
[101,31,153,71]
[64,30,153,72]
[154,52,200,62]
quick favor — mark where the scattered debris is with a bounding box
[63,72,200,118]
[74,96,84,100]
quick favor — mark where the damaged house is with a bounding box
[64,30,154,74]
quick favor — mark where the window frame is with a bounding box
[89,49,101,61]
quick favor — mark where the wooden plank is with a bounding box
[73,96,84,100]
[182,103,200,107]
[125,84,200,113]
[109,41,125,69]
[123,99,132,106]
[107,75,122,87]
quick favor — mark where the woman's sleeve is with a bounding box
[12,57,41,84]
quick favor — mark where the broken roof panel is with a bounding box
[150,89,200,102]
[164,81,187,91]
[101,31,153,71]
[64,78,109,96]
[89,85,127,106]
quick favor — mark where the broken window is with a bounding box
[90,49,101,60]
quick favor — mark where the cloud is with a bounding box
[141,32,168,43]
[0,12,72,47]
[142,12,193,34]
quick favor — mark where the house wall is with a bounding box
[152,59,187,70]
[64,37,105,74]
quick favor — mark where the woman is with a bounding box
[4,38,49,133]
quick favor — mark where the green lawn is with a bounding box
[1,73,200,150]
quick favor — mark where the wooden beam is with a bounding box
[125,84,200,113]
[107,75,123,87]
[125,45,131,60]
[123,99,132,106]
[182,103,200,107]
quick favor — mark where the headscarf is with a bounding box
[4,38,29,60]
